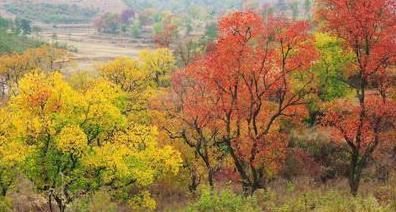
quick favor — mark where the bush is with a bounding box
[187,188,260,212]
[0,197,12,212]
[69,191,118,212]
[274,191,394,212]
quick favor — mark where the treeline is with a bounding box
[0,16,43,54]
[122,0,241,13]
[5,3,99,24]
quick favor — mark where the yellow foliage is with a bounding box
[56,125,88,156]
[84,124,181,187]
[129,190,157,210]
[0,46,67,97]
[99,57,153,114]
[139,48,176,86]
[99,57,149,92]
[0,57,181,209]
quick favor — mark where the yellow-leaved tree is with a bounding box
[99,48,175,123]
[139,48,175,87]
[0,71,181,211]
[0,46,67,99]
[99,57,152,117]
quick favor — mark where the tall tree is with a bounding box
[172,11,317,195]
[319,0,396,195]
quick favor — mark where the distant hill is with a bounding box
[1,0,128,14]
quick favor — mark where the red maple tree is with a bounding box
[154,16,178,48]
[171,11,318,194]
[319,0,396,195]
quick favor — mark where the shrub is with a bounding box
[69,191,118,212]
[0,197,12,212]
[187,188,260,212]
[274,191,394,212]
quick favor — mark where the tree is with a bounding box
[15,18,32,35]
[120,9,135,24]
[319,0,396,195]
[94,13,121,34]
[289,1,300,20]
[0,108,28,196]
[130,19,142,38]
[153,13,178,48]
[0,16,10,29]
[139,48,176,87]
[0,46,66,99]
[99,56,152,115]
[171,11,317,195]
[160,66,227,189]
[174,37,205,67]
[99,49,175,114]
[0,71,181,211]
[312,32,353,101]
[304,0,313,19]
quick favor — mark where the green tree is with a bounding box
[15,18,32,35]
[313,32,353,101]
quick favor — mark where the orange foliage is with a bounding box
[171,11,318,194]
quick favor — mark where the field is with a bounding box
[34,24,154,72]
[0,0,152,71]
[0,0,127,14]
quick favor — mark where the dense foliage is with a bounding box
[0,0,395,211]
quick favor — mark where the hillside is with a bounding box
[0,0,127,14]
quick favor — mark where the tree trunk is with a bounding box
[349,174,361,196]
[58,204,66,212]
[48,195,53,212]
[208,168,215,190]
[349,152,362,196]
[242,181,259,196]
[188,167,200,194]
[242,182,251,196]
[55,198,66,212]
[0,186,7,197]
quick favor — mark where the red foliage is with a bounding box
[154,16,178,48]
[319,0,396,154]
[319,0,396,77]
[322,97,396,151]
[319,0,396,195]
[172,11,318,193]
